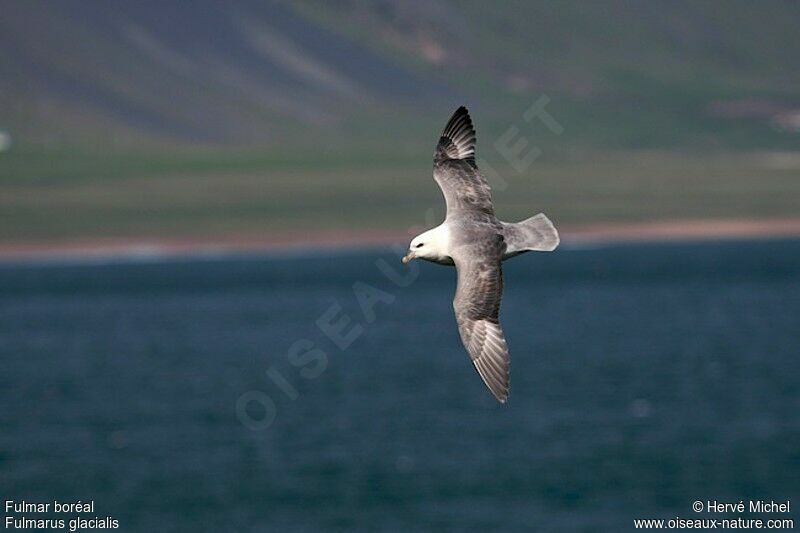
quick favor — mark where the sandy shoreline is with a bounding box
[1,217,799,262]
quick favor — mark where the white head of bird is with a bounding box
[402,224,451,265]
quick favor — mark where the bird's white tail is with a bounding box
[503,213,559,255]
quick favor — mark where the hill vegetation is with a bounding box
[1,1,798,243]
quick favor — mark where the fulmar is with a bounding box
[402,106,559,403]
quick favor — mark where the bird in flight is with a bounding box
[402,106,559,403]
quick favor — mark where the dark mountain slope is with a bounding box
[1,0,798,149]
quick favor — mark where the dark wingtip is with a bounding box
[450,106,471,124]
[436,106,477,163]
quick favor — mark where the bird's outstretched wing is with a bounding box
[433,107,494,216]
[452,246,509,403]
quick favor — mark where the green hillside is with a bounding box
[1,1,799,243]
[3,1,800,149]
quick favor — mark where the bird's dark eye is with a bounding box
[416,243,424,248]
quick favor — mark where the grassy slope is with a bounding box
[1,2,800,243]
[2,148,798,242]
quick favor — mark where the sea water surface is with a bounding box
[1,240,798,531]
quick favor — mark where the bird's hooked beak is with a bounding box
[401,250,415,264]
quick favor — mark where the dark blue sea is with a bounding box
[1,240,798,531]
